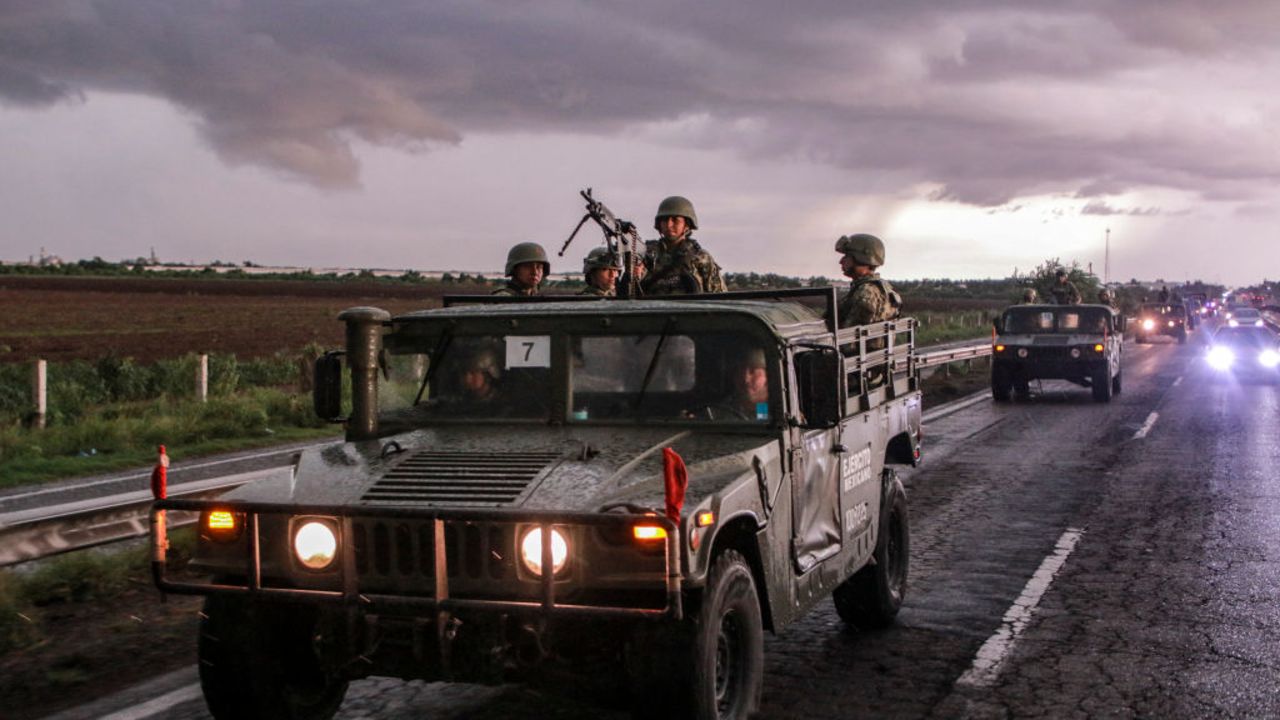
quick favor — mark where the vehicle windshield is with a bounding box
[1140,304,1185,317]
[1213,327,1277,348]
[1002,307,1111,334]
[375,326,777,427]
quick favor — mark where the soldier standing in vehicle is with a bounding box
[640,196,726,295]
[1021,288,1039,304]
[578,247,621,297]
[1050,269,1082,305]
[1098,288,1116,308]
[834,233,901,328]
[493,242,550,296]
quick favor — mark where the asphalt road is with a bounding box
[50,327,1280,719]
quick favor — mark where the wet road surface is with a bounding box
[54,330,1280,719]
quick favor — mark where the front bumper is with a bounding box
[151,498,683,621]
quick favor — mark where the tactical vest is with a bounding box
[641,238,709,295]
[846,275,902,319]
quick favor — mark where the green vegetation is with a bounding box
[0,530,195,655]
[0,346,341,487]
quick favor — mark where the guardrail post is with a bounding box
[32,359,46,429]
[196,354,208,402]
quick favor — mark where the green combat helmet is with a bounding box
[654,196,698,231]
[583,246,623,275]
[505,242,550,276]
[834,233,885,267]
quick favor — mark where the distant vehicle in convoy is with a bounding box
[150,288,922,720]
[991,303,1124,402]
[1135,302,1189,344]
[1205,325,1280,382]
[1227,307,1264,328]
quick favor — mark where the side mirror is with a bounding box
[795,347,841,429]
[313,351,346,422]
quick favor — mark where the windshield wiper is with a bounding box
[633,319,675,412]
[413,329,454,406]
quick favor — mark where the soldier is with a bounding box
[1157,285,1170,303]
[578,247,621,297]
[1021,288,1039,304]
[493,242,549,297]
[1097,288,1116,308]
[1050,269,1081,305]
[834,233,901,328]
[640,196,726,295]
[705,347,770,422]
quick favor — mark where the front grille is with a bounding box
[352,519,515,587]
[362,450,562,506]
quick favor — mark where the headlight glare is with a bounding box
[293,520,338,570]
[1207,346,1234,371]
[520,527,569,576]
[1259,349,1280,368]
[1142,319,1155,330]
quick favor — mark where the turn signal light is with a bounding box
[203,509,243,542]
[696,511,716,527]
[995,344,1006,352]
[633,525,668,541]
[207,511,236,530]
[1094,344,1104,352]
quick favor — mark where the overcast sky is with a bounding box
[2,1,1279,285]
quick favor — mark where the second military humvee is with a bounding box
[151,288,921,720]
[992,303,1124,402]
[1135,302,1189,344]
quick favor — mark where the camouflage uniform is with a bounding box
[1050,280,1081,305]
[838,273,901,329]
[492,281,538,297]
[640,238,726,295]
[577,284,613,297]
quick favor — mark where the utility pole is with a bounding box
[1104,227,1111,286]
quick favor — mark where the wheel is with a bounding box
[1092,367,1113,402]
[1111,370,1122,395]
[991,365,1012,402]
[632,550,764,720]
[1013,379,1031,401]
[833,470,909,629]
[199,596,348,720]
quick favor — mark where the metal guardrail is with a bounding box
[0,468,290,566]
[0,338,993,567]
[915,337,992,368]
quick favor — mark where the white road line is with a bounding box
[1,440,330,502]
[96,682,202,720]
[1132,412,1160,440]
[1173,376,1183,387]
[955,528,1085,688]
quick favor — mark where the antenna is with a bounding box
[1104,227,1111,285]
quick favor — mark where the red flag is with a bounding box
[663,447,688,522]
[150,444,169,500]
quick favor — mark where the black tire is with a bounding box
[1112,370,1122,395]
[1013,379,1031,401]
[1092,367,1113,402]
[833,471,909,630]
[199,596,348,720]
[991,365,1012,402]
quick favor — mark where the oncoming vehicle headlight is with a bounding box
[293,519,338,571]
[1207,346,1234,371]
[1228,319,1240,327]
[1167,320,1176,327]
[1142,319,1155,330]
[1259,349,1280,368]
[520,526,569,576]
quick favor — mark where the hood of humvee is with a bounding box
[224,426,781,513]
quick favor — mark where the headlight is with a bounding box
[1070,348,1081,358]
[1142,319,1155,330]
[1167,320,1175,327]
[1259,349,1280,368]
[1207,346,1234,371]
[1228,319,1239,327]
[294,520,338,570]
[520,527,569,576]
[1016,348,1029,358]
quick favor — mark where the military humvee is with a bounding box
[151,288,921,720]
[1135,302,1189,344]
[991,303,1124,402]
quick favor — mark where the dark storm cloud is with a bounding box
[1,0,1277,201]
